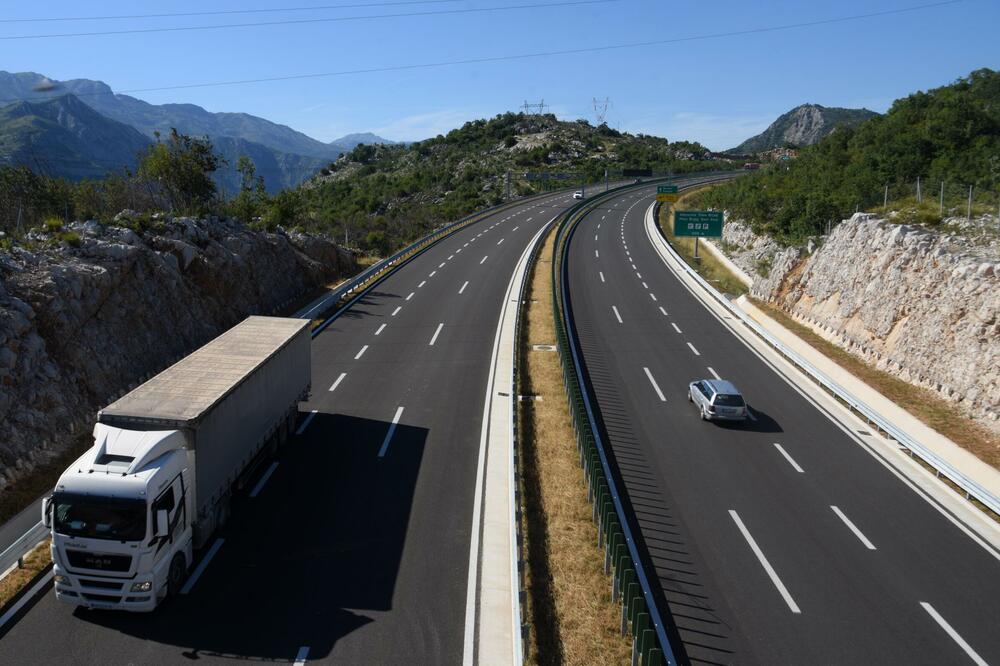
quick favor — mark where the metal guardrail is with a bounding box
[0,522,48,577]
[549,175,734,666]
[648,203,1000,518]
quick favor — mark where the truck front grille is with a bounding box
[79,579,124,590]
[81,593,121,603]
[65,550,132,572]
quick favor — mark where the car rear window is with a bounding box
[713,394,745,407]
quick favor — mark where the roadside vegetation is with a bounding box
[695,68,1000,245]
[519,229,631,665]
[0,540,50,611]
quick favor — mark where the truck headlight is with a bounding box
[130,581,152,592]
[54,574,69,585]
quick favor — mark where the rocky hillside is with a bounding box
[716,213,999,430]
[728,104,877,154]
[0,94,151,179]
[0,216,354,490]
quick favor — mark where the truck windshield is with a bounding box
[53,493,147,542]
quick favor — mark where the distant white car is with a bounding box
[573,191,583,199]
[688,378,748,422]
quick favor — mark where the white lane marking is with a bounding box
[636,272,642,279]
[514,226,520,230]
[429,322,444,346]
[464,242,469,247]
[602,215,606,220]
[456,248,462,253]
[374,323,387,336]
[612,306,623,324]
[595,250,599,258]
[418,280,426,288]
[595,234,598,242]
[548,214,560,223]
[392,305,402,316]
[439,262,446,268]
[631,263,637,270]
[597,224,601,229]
[773,443,804,473]
[480,255,488,264]
[642,281,649,289]
[429,271,437,277]
[295,410,318,435]
[378,406,405,457]
[180,538,225,594]
[671,323,682,334]
[249,462,279,498]
[497,238,505,245]
[459,280,469,294]
[599,271,605,283]
[920,602,988,666]
[643,367,667,402]
[831,506,876,550]
[355,345,368,360]
[329,372,348,391]
[659,306,668,316]
[0,570,53,629]
[687,342,701,356]
[650,293,658,302]
[729,510,801,614]
[406,292,415,301]
[294,646,310,666]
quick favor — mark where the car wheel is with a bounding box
[699,406,707,421]
[167,553,186,598]
[687,391,693,403]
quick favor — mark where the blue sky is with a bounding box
[1,0,997,150]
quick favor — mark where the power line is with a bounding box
[0,1,461,23]
[0,0,617,40]
[1,0,960,102]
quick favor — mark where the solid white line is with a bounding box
[377,406,405,457]
[459,280,469,294]
[329,372,348,391]
[355,345,368,360]
[295,410,318,435]
[920,602,988,666]
[480,255,488,264]
[831,506,876,550]
[497,238,505,245]
[418,280,426,288]
[180,538,225,594]
[293,646,310,666]
[729,510,801,614]
[659,306,668,316]
[671,322,682,334]
[687,342,701,356]
[599,271,605,283]
[707,366,721,380]
[429,322,444,346]
[0,569,53,629]
[650,293,657,301]
[612,306,623,324]
[391,306,402,316]
[249,462,279,498]
[406,292,415,301]
[773,443,804,473]
[643,367,667,402]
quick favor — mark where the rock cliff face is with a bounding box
[0,216,354,490]
[717,214,999,429]
[728,104,878,154]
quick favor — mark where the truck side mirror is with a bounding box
[41,496,52,529]
[155,510,169,538]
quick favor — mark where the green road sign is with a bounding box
[674,210,723,237]
[657,185,679,194]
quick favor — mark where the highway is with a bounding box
[0,186,593,664]
[563,183,1000,664]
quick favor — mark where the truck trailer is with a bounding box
[42,316,311,611]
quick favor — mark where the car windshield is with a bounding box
[53,493,147,542]
[714,394,745,407]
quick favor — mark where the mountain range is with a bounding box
[728,104,878,154]
[0,71,394,192]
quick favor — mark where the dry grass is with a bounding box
[0,540,51,610]
[749,298,1000,472]
[656,188,748,297]
[519,230,631,665]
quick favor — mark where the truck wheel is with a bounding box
[167,553,186,598]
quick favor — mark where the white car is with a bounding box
[688,379,748,422]
[573,191,583,199]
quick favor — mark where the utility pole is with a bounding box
[884,184,888,207]
[916,176,922,203]
[604,168,608,192]
[967,185,973,222]
[939,181,944,216]
[505,170,511,201]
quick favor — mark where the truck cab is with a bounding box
[45,425,194,611]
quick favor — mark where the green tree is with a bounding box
[137,129,223,214]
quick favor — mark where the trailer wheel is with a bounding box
[167,553,186,598]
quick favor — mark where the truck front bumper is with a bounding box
[52,565,158,612]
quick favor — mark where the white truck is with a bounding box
[42,316,311,611]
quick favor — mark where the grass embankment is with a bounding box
[748,298,1000,475]
[519,229,630,665]
[656,187,748,298]
[0,540,51,611]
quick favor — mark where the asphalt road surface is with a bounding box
[0,187,595,664]
[564,183,1000,665]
